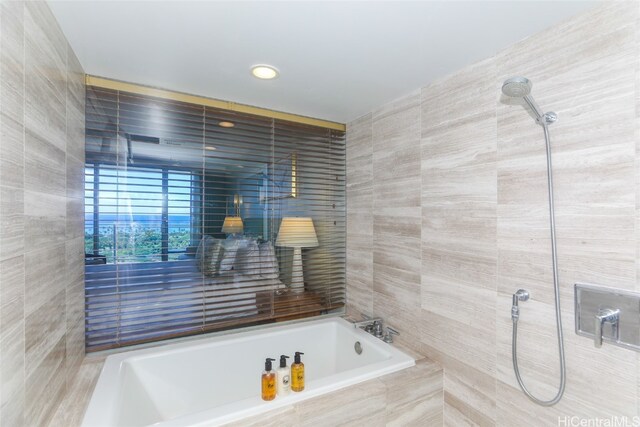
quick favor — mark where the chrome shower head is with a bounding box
[501,76,556,125]
[502,77,532,98]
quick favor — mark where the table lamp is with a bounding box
[221,216,244,235]
[275,217,318,291]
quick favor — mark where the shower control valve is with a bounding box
[594,308,620,348]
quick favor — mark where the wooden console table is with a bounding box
[272,290,325,322]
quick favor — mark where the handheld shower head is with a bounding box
[501,76,555,124]
[502,77,532,98]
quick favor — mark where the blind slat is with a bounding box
[84,86,345,351]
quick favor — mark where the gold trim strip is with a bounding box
[85,75,346,132]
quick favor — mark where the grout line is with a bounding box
[21,2,27,426]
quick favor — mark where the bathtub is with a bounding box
[82,316,415,427]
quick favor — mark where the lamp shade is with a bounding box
[275,217,318,248]
[221,216,244,234]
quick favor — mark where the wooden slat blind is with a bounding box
[84,86,346,351]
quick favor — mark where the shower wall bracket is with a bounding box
[575,283,640,352]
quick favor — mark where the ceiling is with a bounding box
[49,1,599,124]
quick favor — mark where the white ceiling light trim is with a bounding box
[251,64,279,80]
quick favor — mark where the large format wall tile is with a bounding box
[371,91,422,354]
[346,2,640,425]
[421,57,498,425]
[0,0,85,424]
[346,113,374,317]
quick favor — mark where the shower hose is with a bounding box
[511,123,566,406]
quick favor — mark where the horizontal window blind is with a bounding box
[84,86,345,351]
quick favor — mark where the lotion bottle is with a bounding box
[261,358,276,401]
[291,352,305,392]
[276,355,291,396]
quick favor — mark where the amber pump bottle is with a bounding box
[291,352,305,392]
[261,358,276,401]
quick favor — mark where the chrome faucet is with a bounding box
[352,316,400,343]
[352,317,383,331]
[383,327,399,343]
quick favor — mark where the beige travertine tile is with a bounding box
[0,185,24,261]
[66,237,85,378]
[295,378,387,426]
[346,113,374,317]
[0,1,86,424]
[443,361,496,426]
[24,1,67,101]
[372,91,420,152]
[0,113,24,189]
[421,244,495,294]
[444,391,494,427]
[421,56,497,135]
[50,356,105,427]
[24,243,66,317]
[66,45,85,163]
[373,234,421,280]
[0,256,25,426]
[382,359,443,426]
[24,129,66,197]
[0,261,26,427]
[372,92,421,213]
[222,406,299,427]
[66,155,85,201]
[0,255,25,341]
[66,105,85,164]
[0,320,25,427]
[24,52,67,155]
[421,274,496,333]
[347,6,640,425]
[24,335,66,426]
[66,197,84,240]
[24,190,66,249]
[25,290,66,377]
[0,0,25,125]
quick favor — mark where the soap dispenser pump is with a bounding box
[291,352,305,392]
[261,358,276,401]
[276,355,291,396]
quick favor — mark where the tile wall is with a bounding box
[347,2,640,424]
[0,1,85,425]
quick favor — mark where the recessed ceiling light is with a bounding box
[251,64,279,80]
[218,121,235,128]
[236,165,244,168]
[205,146,216,151]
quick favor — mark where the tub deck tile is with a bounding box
[49,355,105,427]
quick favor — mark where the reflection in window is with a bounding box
[85,164,196,264]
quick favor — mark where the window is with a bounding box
[85,165,195,264]
[84,86,345,351]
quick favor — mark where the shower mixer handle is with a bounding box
[594,308,620,348]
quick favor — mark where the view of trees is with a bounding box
[85,166,194,264]
[85,223,191,263]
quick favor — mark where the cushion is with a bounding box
[219,237,248,272]
[195,235,224,276]
[258,242,280,279]
[235,239,261,276]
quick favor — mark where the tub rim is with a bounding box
[83,316,415,427]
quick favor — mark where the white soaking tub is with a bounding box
[82,316,415,427]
